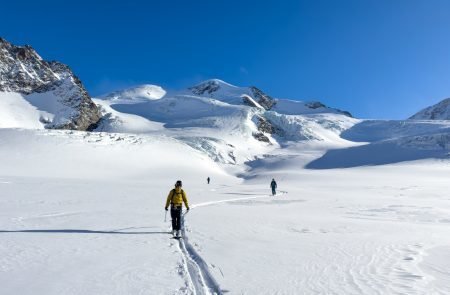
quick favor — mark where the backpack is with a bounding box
[170,189,184,205]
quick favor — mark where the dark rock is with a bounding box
[242,95,260,108]
[252,132,271,143]
[0,37,101,130]
[249,86,276,110]
[338,110,353,117]
[306,101,352,117]
[255,115,284,136]
[189,80,221,95]
[251,115,285,143]
[305,101,325,109]
[228,151,237,163]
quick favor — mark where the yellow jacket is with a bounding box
[165,187,189,208]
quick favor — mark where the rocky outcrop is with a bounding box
[189,80,221,95]
[305,101,326,109]
[250,86,276,110]
[252,115,284,143]
[188,80,277,111]
[305,101,352,117]
[242,95,262,109]
[0,37,101,130]
[252,132,271,143]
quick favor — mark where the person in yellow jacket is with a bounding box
[165,180,189,237]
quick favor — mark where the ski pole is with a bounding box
[164,210,167,222]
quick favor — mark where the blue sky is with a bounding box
[2,0,450,119]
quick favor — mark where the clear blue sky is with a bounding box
[3,0,450,119]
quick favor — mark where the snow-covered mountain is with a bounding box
[0,38,101,130]
[96,79,355,140]
[93,79,358,164]
[185,79,352,117]
[0,36,361,168]
[1,37,450,167]
[409,97,450,120]
[186,79,276,110]
[90,79,450,167]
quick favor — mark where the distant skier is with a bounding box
[207,176,210,184]
[165,180,189,237]
[270,178,277,196]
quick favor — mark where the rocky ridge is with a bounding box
[0,37,101,130]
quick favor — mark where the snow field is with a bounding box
[186,163,450,294]
[1,79,450,294]
[1,128,450,294]
[0,129,235,294]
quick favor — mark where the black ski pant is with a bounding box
[272,187,276,195]
[170,206,182,230]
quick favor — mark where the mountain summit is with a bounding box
[0,37,101,130]
[188,79,276,110]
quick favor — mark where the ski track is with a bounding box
[173,192,287,294]
[176,221,222,295]
[191,191,285,209]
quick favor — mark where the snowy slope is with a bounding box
[1,127,450,294]
[99,84,166,103]
[273,98,352,116]
[303,119,450,168]
[410,97,450,120]
[0,92,49,128]
[95,90,273,165]
[0,128,237,294]
[184,79,272,109]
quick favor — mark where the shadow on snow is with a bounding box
[305,141,448,169]
[306,119,450,169]
[0,229,169,235]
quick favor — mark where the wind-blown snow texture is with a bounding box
[2,40,450,294]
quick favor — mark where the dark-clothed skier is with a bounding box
[165,180,189,237]
[270,178,277,196]
[207,177,210,184]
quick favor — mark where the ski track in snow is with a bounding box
[176,222,222,295]
[173,192,287,294]
[191,192,285,209]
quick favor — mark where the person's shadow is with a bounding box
[0,228,169,235]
